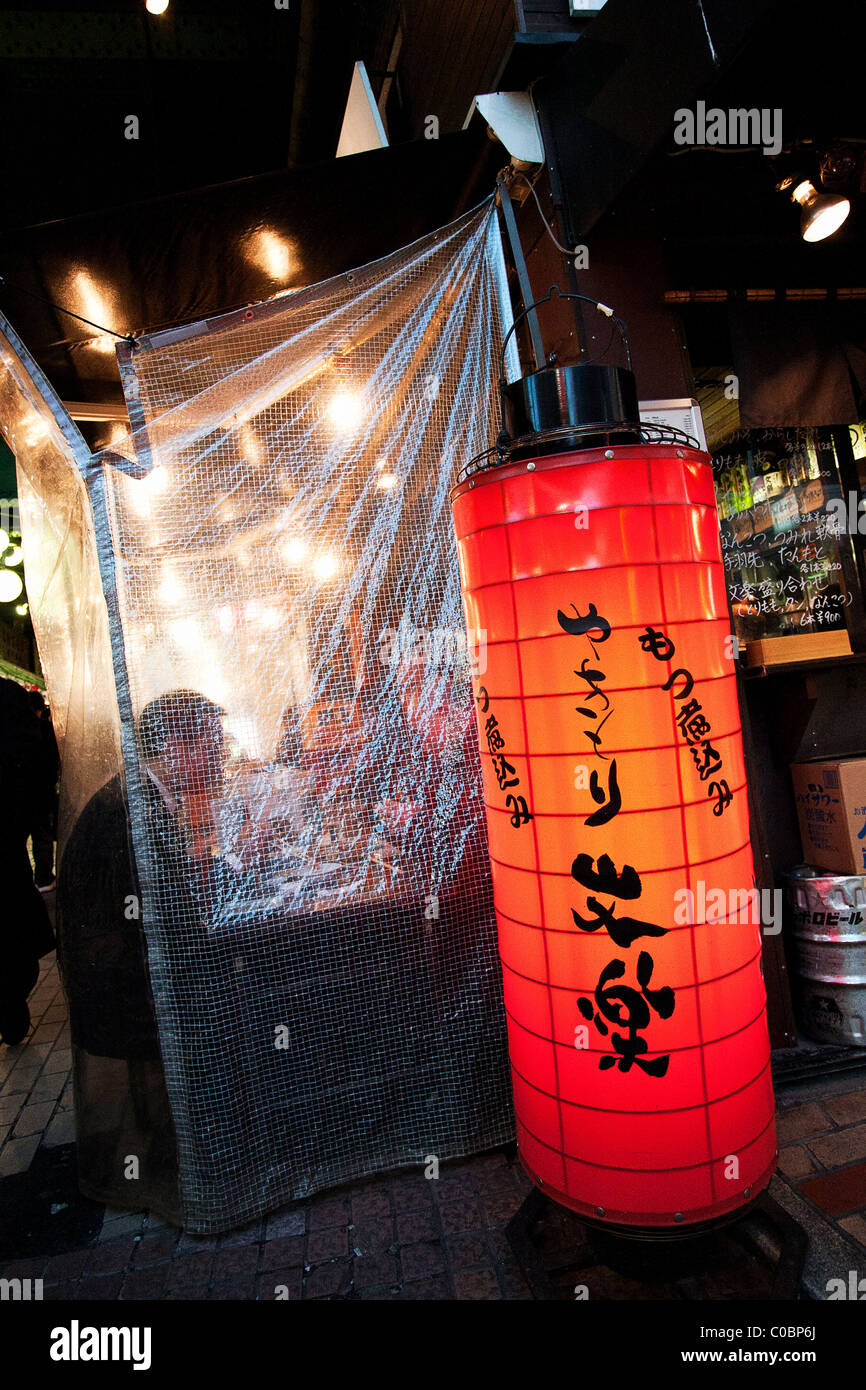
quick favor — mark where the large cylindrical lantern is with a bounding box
[451,344,776,1228]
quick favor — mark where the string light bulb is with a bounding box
[312,553,339,581]
[325,389,364,432]
[281,538,307,565]
[0,570,24,603]
[128,466,169,517]
[157,564,184,606]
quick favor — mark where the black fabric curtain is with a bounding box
[729,302,866,427]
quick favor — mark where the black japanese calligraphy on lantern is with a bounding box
[637,626,734,817]
[571,852,666,949]
[557,602,611,644]
[638,626,675,662]
[560,608,674,1079]
[587,759,621,827]
[558,605,618,815]
[474,684,534,828]
[577,953,675,1076]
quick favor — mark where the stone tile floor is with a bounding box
[1,949,866,1299]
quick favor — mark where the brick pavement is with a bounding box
[2,948,866,1299]
[776,1085,866,1245]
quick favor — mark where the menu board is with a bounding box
[712,427,857,657]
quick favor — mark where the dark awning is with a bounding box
[0,129,500,420]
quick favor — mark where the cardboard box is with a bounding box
[791,757,866,875]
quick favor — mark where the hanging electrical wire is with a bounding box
[0,275,135,344]
[506,169,581,263]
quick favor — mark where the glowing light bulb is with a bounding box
[240,423,262,467]
[803,197,850,242]
[157,566,184,606]
[0,570,24,602]
[4,545,23,566]
[281,538,307,565]
[313,553,339,581]
[207,676,229,705]
[325,389,364,432]
[128,466,169,517]
[376,473,399,491]
[258,606,283,630]
[0,529,9,552]
[146,0,169,13]
[170,617,204,650]
[15,602,28,616]
[791,179,851,243]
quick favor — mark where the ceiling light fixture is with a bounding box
[781,177,851,243]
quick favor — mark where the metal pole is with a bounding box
[497,177,545,372]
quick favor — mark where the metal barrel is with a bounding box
[785,865,866,1046]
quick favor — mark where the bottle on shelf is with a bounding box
[713,457,730,520]
[730,454,753,513]
[747,448,767,506]
[755,446,789,500]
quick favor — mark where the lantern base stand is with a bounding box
[505,1186,807,1301]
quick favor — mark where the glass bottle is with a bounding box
[756,446,789,500]
[732,454,753,512]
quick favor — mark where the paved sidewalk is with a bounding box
[775,1080,866,1246]
[0,954,74,1173]
[2,949,865,1300]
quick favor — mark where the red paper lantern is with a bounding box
[451,443,777,1229]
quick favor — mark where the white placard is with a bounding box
[639,397,708,452]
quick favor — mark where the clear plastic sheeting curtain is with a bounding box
[0,315,182,1224]
[77,200,514,1231]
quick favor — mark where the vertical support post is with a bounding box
[497,176,545,372]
